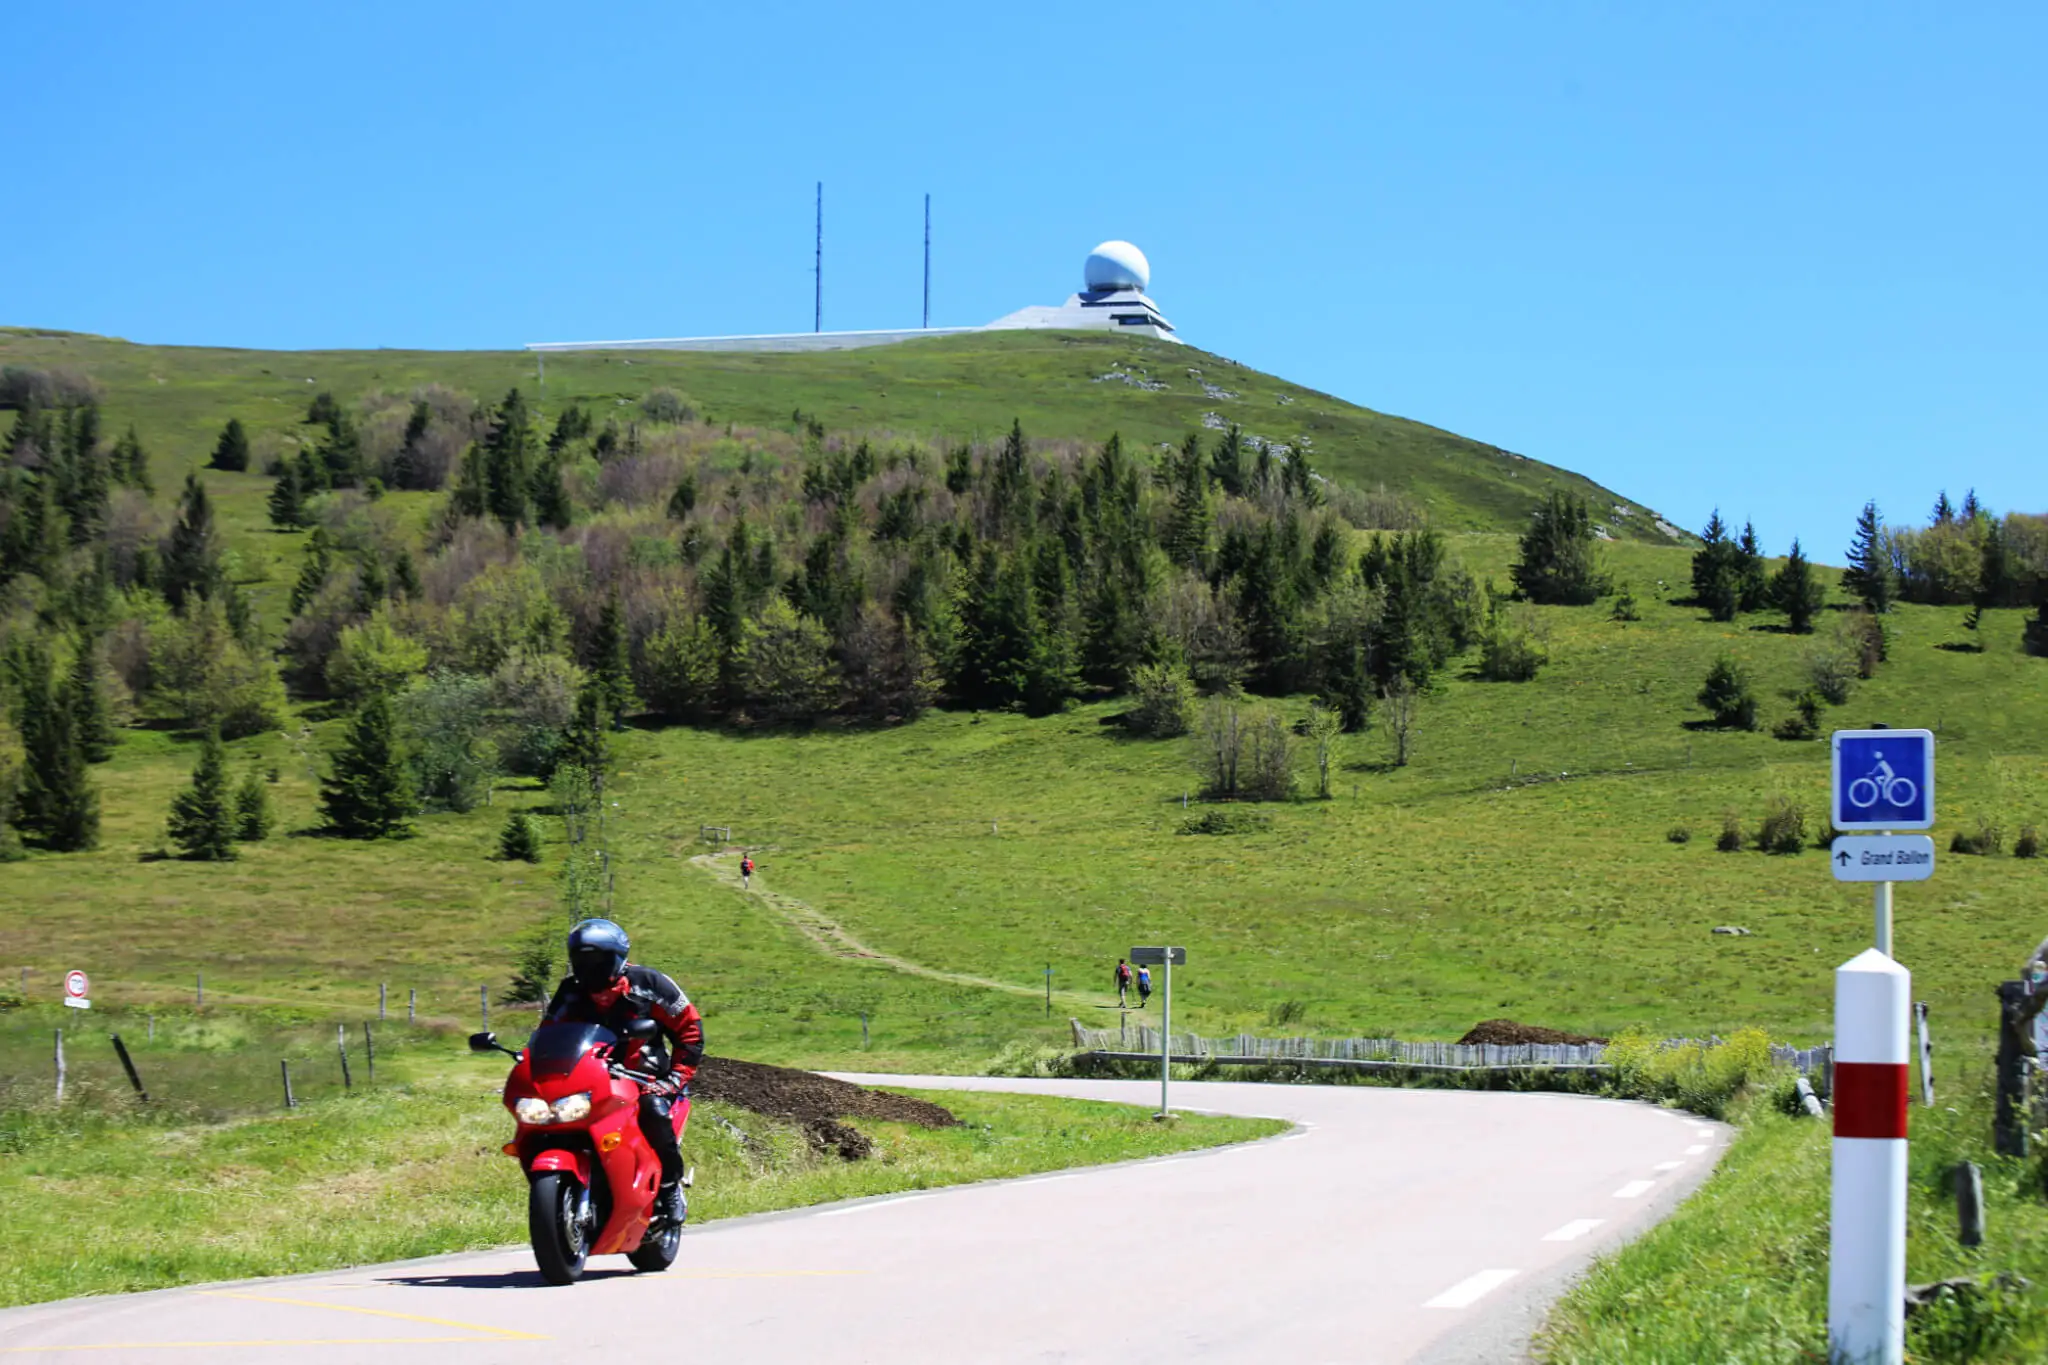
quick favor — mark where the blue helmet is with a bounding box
[567,918,630,991]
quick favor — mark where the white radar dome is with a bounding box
[1083,240,1150,293]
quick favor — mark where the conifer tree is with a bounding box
[1842,501,1895,613]
[1932,490,1956,525]
[1689,510,1738,619]
[290,529,331,616]
[320,693,419,839]
[235,763,274,841]
[267,460,305,529]
[0,471,51,586]
[391,550,421,600]
[1735,522,1769,613]
[450,442,489,520]
[530,455,572,529]
[162,472,224,609]
[318,412,364,488]
[1208,425,1248,498]
[498,810,543,862]
[1164,433,1211,569]
[110,424,151,492]
[210,417,251,472]
[586,590,639,722]
[1770,538,1826,633]
[666,472,698,521]
[17,648,100,851]
[1511,492,1607,605]
[391,399,431,489]
[68,639,116,762]
[167,729,238,860]
[483,389,534,531]
[556,685,612,779]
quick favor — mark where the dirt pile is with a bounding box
[694,1057,957,1161]
[1457,1019,1609,1047]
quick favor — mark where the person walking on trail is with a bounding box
[1136,964,1152,1009]
[739,853,755,890]
[1114,958,1132,1008]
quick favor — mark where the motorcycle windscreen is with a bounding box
[525,1022,618,1080]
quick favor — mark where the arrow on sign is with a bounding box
[1837,850,1853,867]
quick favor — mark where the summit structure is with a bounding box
[527,240,1180,355]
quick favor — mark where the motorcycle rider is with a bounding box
[543,918,703,1225]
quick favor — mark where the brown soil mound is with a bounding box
[694,1057,958,1161]
[1457,1019,1609,1047]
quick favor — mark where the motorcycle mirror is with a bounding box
[622,1018,660,1040]
[468,1031,499,1053]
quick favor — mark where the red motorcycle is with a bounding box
[471,1019,692,1284]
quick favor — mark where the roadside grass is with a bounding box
[0,1061,1281,1308]
[1541,1048,2048,1364]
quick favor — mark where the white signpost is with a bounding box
[62,970,90,1011]
[1130,946,1185,1118]
[1826,729,1933,1365]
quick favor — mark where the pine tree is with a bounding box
[530,455,572,529]
[167,729,238,859]
[110,424,151,492]
[1735,522,1769,613]
[498,810,542,862]
[68,639,116,762]
[1932,490,1956,526]
[666,472,698,521]
[234,763,274,841]
[318,413,364,488]
[483,389,534,531]
[289,529,331,616]
[17,648,100,852]
[1698,655,1758,730]
[210,417,251,472]
[1510,492,1608,605]
[319,693,419,839]
[1842,501,1895,613]
[450,442,489,520]
[267,460,305,529]
[391,550,421,600]
[586,590,638,722]
[1164,433,1211,569]
[391,399,431,489]
[1770,538,1826,633]
[162,473,223,610]
[556,685,612,778]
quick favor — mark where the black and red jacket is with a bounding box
[543,962,704,1092]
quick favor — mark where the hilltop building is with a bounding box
[526,240,1179,355]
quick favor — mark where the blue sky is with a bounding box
[7,2,2042,553]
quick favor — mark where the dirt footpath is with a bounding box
[694,1056,957,1160]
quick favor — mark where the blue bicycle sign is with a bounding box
[1831,729,1934,831]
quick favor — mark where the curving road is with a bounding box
[0,1076,1725,1364]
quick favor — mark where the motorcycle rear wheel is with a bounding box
[529,1172,590,1285]
[628,1205,683,1273]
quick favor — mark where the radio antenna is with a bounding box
[813,181,823,332]
[922,193,931,329]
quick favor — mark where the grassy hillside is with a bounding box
[5,534,2042,1058]
[0,325,1680,543]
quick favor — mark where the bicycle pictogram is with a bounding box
[1846,751,1918,811]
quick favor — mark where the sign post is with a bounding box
[62,970,90,1011]
[1830,728,1935,957]
[1130,947,1185,1118]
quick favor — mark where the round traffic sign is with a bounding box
[64,970,89,999]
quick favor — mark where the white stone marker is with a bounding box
[1828,948,1910,1365]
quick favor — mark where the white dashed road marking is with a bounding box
[1654,1160,1684,1171]
[1541,1219,1606,1242]
[819,1195,934,1218]
[1685,1143,1709,1155]
[1613,1180,1657,1199]
[1424,1269,1521,1309]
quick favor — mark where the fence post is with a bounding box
[1915,1002,1933,1107]
[408,988,416,1025]
[54,1029,65,1105]
[363,1022,375,1084]
[379,982,387,1021]
[196,971,204,1007]
[110,1034,149,1100]
[1995,981,2035,1157]
[1956,1161,1985,1248]
[860,1012,869,1050]
[1044,964,1052,1019]
[480,984,489,1031]
[281,1059,296,1109]
[148,1014,155,1042]
[1827,948,1909,1365]
[337,1024,352,1091]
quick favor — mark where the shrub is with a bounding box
[1757,796,1808,854]
[1478,605,1548,681]
[1951,817,2005,856]
[1179,807,1271,835]
[1717,811,1745,852]
[1803,632,1858,705]
[505,921,556,1004]
[1697,656,1758,730]
[326,610,430,703]
[234,765,273,841]
[2015,825,2040,859]
[1238,711,1296,802]
[1604,1028,1773,1119]
[1266,999,1309,1026]
[1666,825,1691,844]
[498,811,542,863]
[1610,586,1642,622]
[1772,692,1823,741]
[640,388,695,424]
[1126,662,1197,738]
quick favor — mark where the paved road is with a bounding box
[0,1076,1726,1364]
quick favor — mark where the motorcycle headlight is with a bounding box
[514,1097,552,1125]
[550,1092,592,1124]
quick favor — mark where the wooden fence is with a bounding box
[1071,1020,1834,1082]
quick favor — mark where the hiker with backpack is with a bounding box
[1114,958,1132,1007]
[740,853,755,890]
[1136,964,1152,1009]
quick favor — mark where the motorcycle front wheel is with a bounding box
[628,1204,683,1273]
[529,1172,591,1285]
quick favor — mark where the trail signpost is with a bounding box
[1130,947,1185,1118]
[62,970,90,1010]
[1826,729,1933,1365]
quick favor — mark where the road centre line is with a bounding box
[1540,1219,1606,1242]
[1424,1269,1521,1309]
[1685,1144,1709,1155]
[199,1294,544,1341]
[1613,1180,1657,1199]
[1654,1160,1685,1171]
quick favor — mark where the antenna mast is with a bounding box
[813,182,823,333]
[922,193,931,329]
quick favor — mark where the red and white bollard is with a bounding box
[1829,947,1910,1365]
